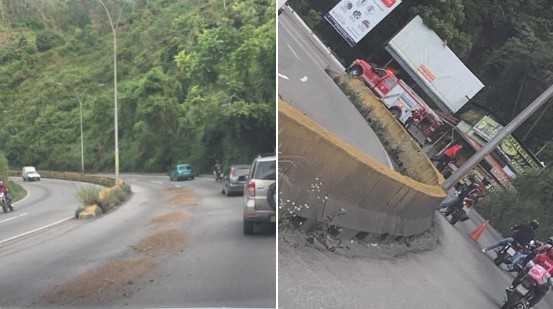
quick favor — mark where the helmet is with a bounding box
[530,220,540,230]
[0,181,4,186]
[547,237,553,246]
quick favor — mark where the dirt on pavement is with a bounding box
[34,187,197,306]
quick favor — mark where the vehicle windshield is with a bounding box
[232,168,250,177]
[253,161,276,180]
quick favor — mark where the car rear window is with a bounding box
[252,160,275,180]
[232,168,250,177]
[178,165,191,171]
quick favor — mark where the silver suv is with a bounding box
[243,154,276,235]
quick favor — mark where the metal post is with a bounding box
[79,95,84,174]
[98,0,119,186]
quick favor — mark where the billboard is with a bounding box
[325,0,402,47]
[473,116,542,174]
[386,16,484,113]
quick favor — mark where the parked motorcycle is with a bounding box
[444,197,474,225]
[501,261,553,309]
[0,191,14,213]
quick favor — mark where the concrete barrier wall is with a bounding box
[279,101,447,237]
[10,171,118,187]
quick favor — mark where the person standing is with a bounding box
[432,143,463,171]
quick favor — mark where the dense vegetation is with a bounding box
[288,0,553,166]
[479,168,553,240]
[0,0,276,174]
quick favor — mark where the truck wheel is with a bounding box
[390,108,401,119]
[347,66,362,77]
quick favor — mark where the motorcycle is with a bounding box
[0,191,14,213]
[495,241,526,267]
[213,169,223,183]
[444,197,474,225]
[501,261,553,309]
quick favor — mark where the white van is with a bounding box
[22,166,40,182]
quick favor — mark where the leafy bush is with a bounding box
[35,29,65,52]
[478,168,553,240]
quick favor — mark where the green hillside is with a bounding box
[0,0,276,174]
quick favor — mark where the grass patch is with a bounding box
[8,181,25,202]
[75,184,133,215]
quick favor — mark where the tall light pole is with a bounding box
[98,0,125,186]
[57,83,103,175]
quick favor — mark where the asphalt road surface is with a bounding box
[0,178,87,245]
[278,7,392,168]
[279,211,553,309]
[0,175,276,308]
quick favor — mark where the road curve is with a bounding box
[0,175,276,308]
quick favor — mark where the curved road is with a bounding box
[0,178,89,245]
[0,175,276,308]
[278,7,392,168]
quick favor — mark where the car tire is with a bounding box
[243,221,254,235]
[347,66,362,77]
[191,176,194,180]
[390,108,401,119]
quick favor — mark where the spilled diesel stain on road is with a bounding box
[163,188,197,207]
[36,258,157,306]
[148,209,190,225]
[35,187,197,306]
[130,228,187,253]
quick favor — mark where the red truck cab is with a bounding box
[347,59,398,97]
[347,59,444,143]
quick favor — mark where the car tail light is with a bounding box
[247,180,255,197]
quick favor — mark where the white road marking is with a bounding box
[150,181,163,184]
[278,73,289,80]
[287,44,300,60]
[280,21,327,68]
[0,216,73,245]
[0,212,29,224]
[300,76,309,82]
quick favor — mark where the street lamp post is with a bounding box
[56,83,103,175]
[98,0,124,186]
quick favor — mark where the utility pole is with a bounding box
[442,84,553,190]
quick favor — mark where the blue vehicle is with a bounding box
[169,164,195,181]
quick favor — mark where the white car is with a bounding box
[22,166,41,182]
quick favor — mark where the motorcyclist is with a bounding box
[507,247,553,308]
[481,220,539,253]
[507,237,553,271]
[439,176,488,212]
[0,181,12,204]
[214,160,223,182]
